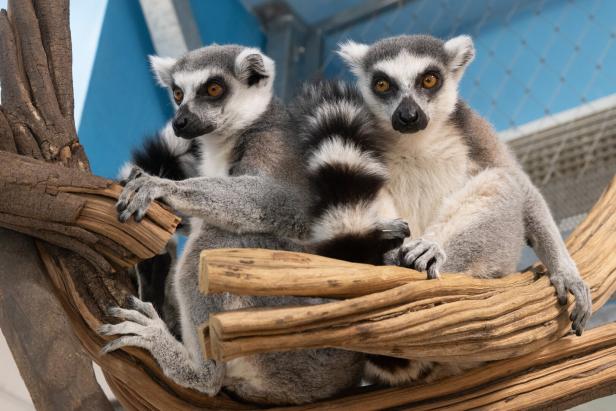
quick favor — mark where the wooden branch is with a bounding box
[32,0,75,125]
[200,248,535,298]
[284,323,616,411]
[202,175,616,363]
[0,151,180,272]
[0,229,113,411]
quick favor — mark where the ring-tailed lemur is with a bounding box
[299,34,592,386]
[98,45,364,405]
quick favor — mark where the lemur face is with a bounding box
[338,35,474,134]
[150,45,275,139]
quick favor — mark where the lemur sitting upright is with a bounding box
[98,45,365,405]
[294,34,592,386]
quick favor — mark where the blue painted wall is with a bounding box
[191,0,265,48]
[322,0,616,131]
[79,0,171,178]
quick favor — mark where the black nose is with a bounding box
[172,116,188,131]
[396,108,418,125]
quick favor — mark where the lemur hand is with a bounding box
[550,267,592,336]
[395,238,446,279]
[116,166,170,222]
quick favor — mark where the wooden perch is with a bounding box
[286,323,616,410]
[0,151,180,272]
[201,175,616,363]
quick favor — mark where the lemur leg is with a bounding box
[116,167,308,238]
[520,173,592,334]
[99,296,224,396]
[398,168,526,279]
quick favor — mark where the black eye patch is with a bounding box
[416,66,444,95]
[196,76,228,100]
[371,71,398,99]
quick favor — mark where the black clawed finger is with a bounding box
[427,258,440,279]
[135,208,147,222]
[128,167,143,181]
[116,200,127,212]
[119,210,132,223]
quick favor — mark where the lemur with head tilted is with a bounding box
[98,45,364,405]
[294,34,592,386]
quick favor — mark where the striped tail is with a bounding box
[118,122,201,182]
[291,81,409,264]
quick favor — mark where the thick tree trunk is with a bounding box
[0,228,113,411]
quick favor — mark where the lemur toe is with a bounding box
[106,305,151,326]
[118,210,133,223]
[549,276,568,305]
[129,296,159,319]
[127,166,145,181]
[427,260,441,279]
[377,219,411,240]
[135,208,147,222]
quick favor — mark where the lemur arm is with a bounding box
[116,172,310,240]
[397,167,591,334]
[519,172,592,335]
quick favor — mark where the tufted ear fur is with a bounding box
[444,35,475,77]
[337,40,369,77]
[149,55,177,87]
[235,49,275,87]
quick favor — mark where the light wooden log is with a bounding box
[200,248,536,298]
[202,175,616,363]
[284,323,616,411]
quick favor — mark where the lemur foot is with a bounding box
[116,166,169,223]
[396,238,446,279]
[99,296,224,396]
[98,296,168,353]
[98,297,225,396]
[550,269,592,336]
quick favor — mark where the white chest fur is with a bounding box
[197,135,237,177]
[385,124,471,236]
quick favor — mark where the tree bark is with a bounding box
[282,323,616,411]
[0,228,113,411]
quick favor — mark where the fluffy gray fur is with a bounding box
[100,45,363,405]
[336,34,592,386]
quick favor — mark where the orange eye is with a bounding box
[421,73,439,89]
[207,83,224,97]
[374,79,390,93]
[173,88,184,104]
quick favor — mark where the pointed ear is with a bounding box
[337,40,369,76]
[235,49,275,87]
[444,35,475,76]
[149,55,176,87]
